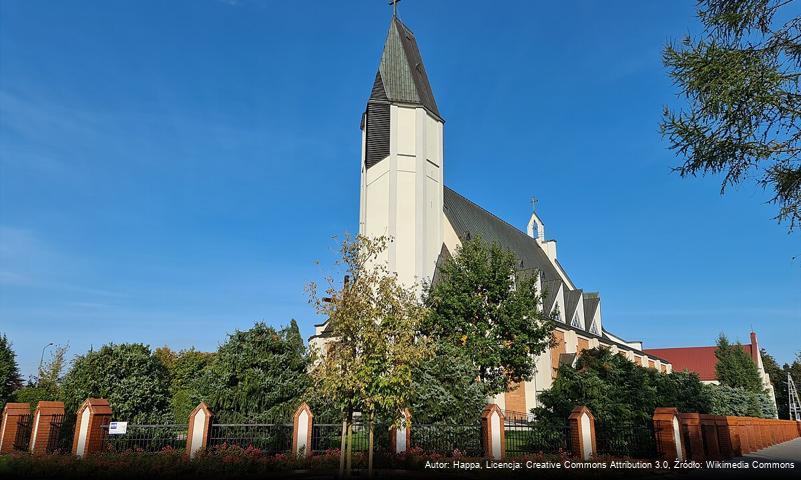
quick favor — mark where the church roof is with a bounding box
[443,187,564,283]
[542,279,562,316]
[369,17,441,120]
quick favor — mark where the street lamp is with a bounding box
[39,342,54,379]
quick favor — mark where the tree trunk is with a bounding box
[368,419,375,478]
[346,411,353,478]
[339,414,347,478]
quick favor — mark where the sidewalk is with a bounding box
[736,436,801,463]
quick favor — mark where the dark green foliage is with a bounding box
[61,343,171,423]
[155,347,214,422]
[410,343,488,426]
[534,347,712,426]
[0,334,22,411]
[761,348,801,419]
[422,236,554,396]
[707,384,776,418]
[662,0,801,230]
[714,334,763,392]
[196,321,309,421]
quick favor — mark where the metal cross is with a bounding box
[389,0,400,17]
[531,196,539,212]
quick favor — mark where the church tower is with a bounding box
[359,16,444,287]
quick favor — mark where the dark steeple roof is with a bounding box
[369,17,441,120]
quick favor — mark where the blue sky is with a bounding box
[1,0,799,378]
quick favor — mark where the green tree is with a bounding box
[534,347,712,426]
[410,342,488,426]
[0,334,23,411]
[662,0,801,230]
[707,384,775,418]
[155,346,214,422]
[309,235,430,477]
[61,343,171,423]
[196,321,309,421]
[762,348,801,419]
[12,344,68,409]
[714,334,763,392]
[422,236,554,396]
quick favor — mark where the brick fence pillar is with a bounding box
[716,416,733,458]
[568,406,596,460]
[679,413,705,461]
[481,404,505,460]
[389,409,411,454]
[653,407,685,461]
[292,402,313,458]
[28,401,65,455]
[699,414,720,459]
[738,417,751,454]
[186,402,213,460]
[0,403,30,454]
[71,398,112,458]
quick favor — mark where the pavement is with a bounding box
[735,437,801,464]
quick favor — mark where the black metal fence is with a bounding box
[595,421,657,459]
[46,414,71,454]
[505,417,572,456]
[207,422,293,453]
[99,424,187,453]
[12,414,33,452]
[311,420,391,454]
[411,423,483,456]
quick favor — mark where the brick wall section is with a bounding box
[577,338,589,353]
[389,409,412,454]
[185,402,213,459]
[0,403,31,454]
[663,408,801,462]
[679,413,704,461]
[551,331,565,379]
[504,382,526,414]
[28,401,65,455]
[71,398,112,457]
[292,403,314,458]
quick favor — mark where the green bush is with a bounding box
[706,384,776,418]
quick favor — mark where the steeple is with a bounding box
[369,17,441,120]
[359,15,445,289]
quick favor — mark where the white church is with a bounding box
[311,16,671,414]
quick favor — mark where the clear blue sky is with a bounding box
[1,0,799,378]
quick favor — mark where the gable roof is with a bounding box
[564,289,583,325]
[443,187,566,284]
[542,279,562,317]
[370,17,441,120]
[583,294,600,328]
[643,344,756,381]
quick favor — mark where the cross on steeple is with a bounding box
[389,0,400,17]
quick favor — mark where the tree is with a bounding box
[155,347,214,422]
[422,236,554,396]
[707,384,776,418]
[662,0,801,230]
[714,334,763,392]
[0,334,23,411]
[61,343,171,423]
[195,321,309,421]
[13,344,68,409]
[762,348,801,418]
[534,347,712,426]
[410,342,488,427]
[308,235,430,477]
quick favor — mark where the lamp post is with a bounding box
[38,342,54,380]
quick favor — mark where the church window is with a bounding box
[589,321,599,335]
[571,312,581,328]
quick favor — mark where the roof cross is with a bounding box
[389,0,400,17]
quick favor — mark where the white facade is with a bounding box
[360,105,443,289]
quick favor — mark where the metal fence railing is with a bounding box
[13,413,33,452]
[595,421,657,459]
[100,424,187,453]
[505,418,572,456]
[46,413,71,454]
[411,423,483,456]
[207,422,293,454]
[311,421,391,454]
